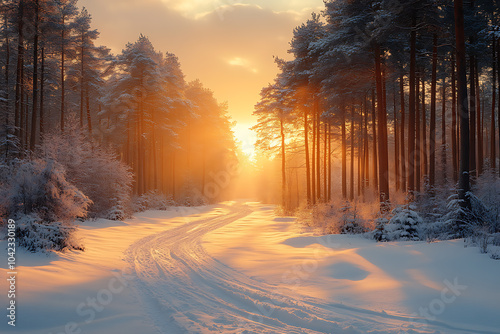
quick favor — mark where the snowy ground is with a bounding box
[1,200,499,333]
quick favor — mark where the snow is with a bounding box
[1,201,499,333]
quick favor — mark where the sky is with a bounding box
[78,0,324,155]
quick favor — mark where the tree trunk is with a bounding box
[400,74,406,192]
[3,13,10,159]
[280,118,286,209]
[39,47,45,138]
[19,73,25,150]
[14,0,24,143]
[316,98,321,201]
[475,61,482,175]
[342,103,347,199]
[364,95,370,191]
[374,43,390,206]
[497,37,500,177]
[85,83,92,135]
[23,93,28,149]
[469,53,476,178]
[80,36,86,132]
[492,37,497,171]
[371,88,378,192]
[60,16,66,132]
[451,53,458,182]
[324,122,327,200]
[328,124,332,201]
[173,150,177,201]
[441,77,447,183]
[312,100,316,204]
[358,105,362,197]
[454,0,470,210]
[416,69,421,192]
[138,74,145,194]
[408,14,417,193]
[30,0,39,151]
[304,107,311,204]
[394,84,400,191]
[422,74,428,179]
[350,104,355,201]
[151,117,158,191]
[430,33,438,189]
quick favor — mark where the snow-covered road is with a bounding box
[2,201,500,334]
[125,203,352,333]
[123,201,500,334]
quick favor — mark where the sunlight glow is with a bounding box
[232,122,257,160]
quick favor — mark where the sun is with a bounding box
[232,122,257,160]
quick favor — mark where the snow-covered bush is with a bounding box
[106,201,128,221]
[473,169,500,232]
[373,218,389,242]
[373,208,422,242]
[441,192,491,239]
[15,214,84,252]
[40,126,133,219]
[389,207,422,241]
[2,158,91,222]
[133,190,174,212]
[413,185,450,225]
[298,200,373,235]
[0,158,90,252]
[489,234,500,260]
[338,203,368,234]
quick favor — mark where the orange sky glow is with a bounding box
[79,0,324,157]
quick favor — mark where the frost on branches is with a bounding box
[0,126,134,252]
[40,125,134,220]
[0,158,91,252]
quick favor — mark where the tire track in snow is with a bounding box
[124,203,490,334]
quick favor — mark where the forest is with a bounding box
[0,0,499,252]
[254,0,500,244]
[0,0,240,247]
[1,1,500,333]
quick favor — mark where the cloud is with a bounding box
[227,57,258,73]
[159,0,322,20]
[79,0,324,124]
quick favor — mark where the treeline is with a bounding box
[254,0,500,213]
[0,0,237,203]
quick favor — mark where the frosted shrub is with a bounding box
[16,214,84,252]
[473,169,500,232]
[5,159,91,222]
[107,201,128,221]
[441,192,491,239]
[1,158,90,252]
[489,234,500,260]
[41,127,133,219]
[300,201,371,235]
[133,190,174,212]
[338,203,368,234]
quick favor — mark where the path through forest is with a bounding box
[124,201,500,334]
[2,201,499,334]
